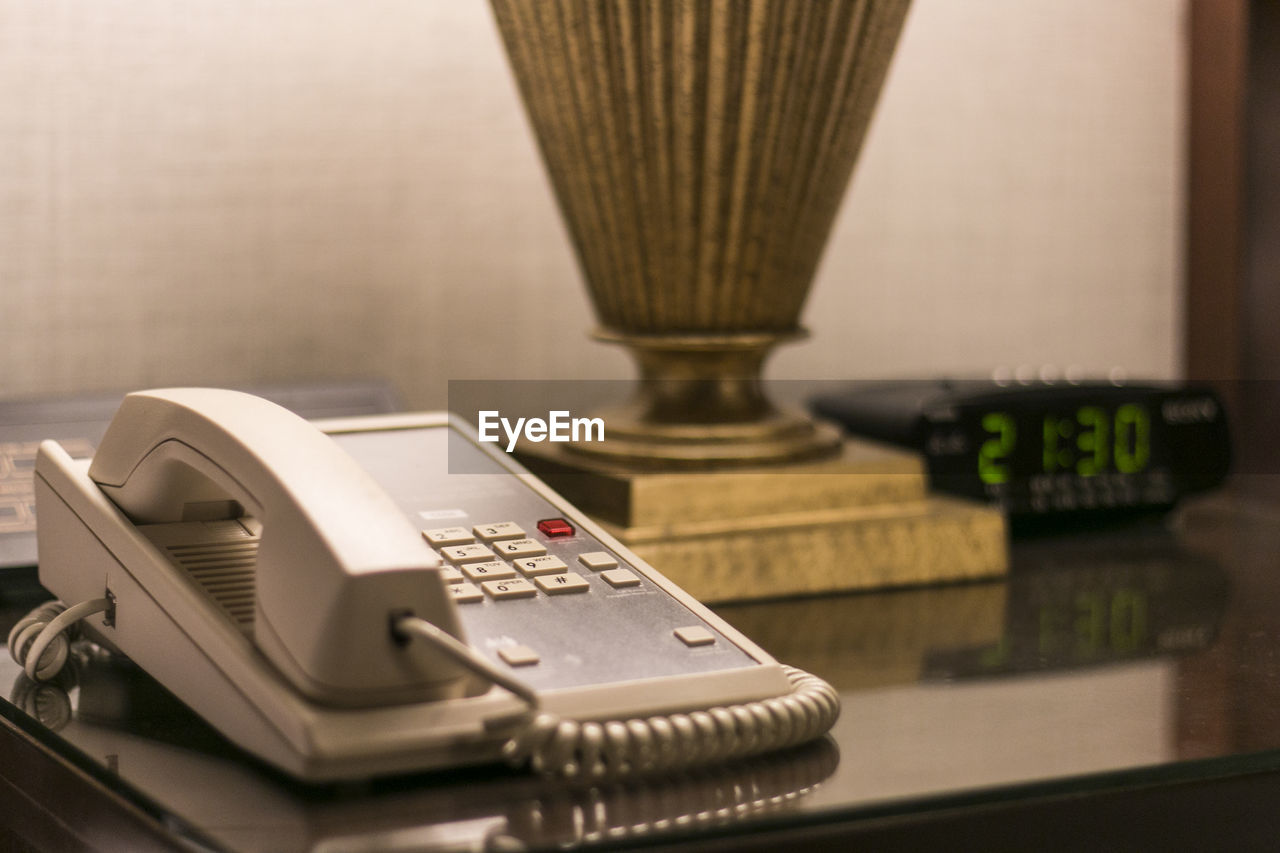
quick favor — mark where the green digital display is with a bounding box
[810,381,1231,518]
[977,403,1153,484]
[978,412,1015,485]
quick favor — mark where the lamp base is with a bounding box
[516,437,1008,602]
[562,330,843,469]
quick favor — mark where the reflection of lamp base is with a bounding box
[715,582,1009,690]
[516,438,1008,602]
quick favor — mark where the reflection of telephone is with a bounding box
[14,389,837,781]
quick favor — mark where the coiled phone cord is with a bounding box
[11,604,840,781]
[392,614,841,781]
[7,599,112,682]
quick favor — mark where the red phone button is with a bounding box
[537,518,574,538]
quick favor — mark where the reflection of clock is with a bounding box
[919,530,1229,679]
[811,381,1231,520]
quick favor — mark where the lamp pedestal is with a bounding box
[517,437,1007,603]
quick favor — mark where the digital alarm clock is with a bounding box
[810,381,1231,520]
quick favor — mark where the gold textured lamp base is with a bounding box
[564,331,844,468]
[517,437,1008,603]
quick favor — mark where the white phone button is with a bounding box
[496,538,547,559]
[674,626,716,647]
[440,544,496,564]
[534,572,590,595]
[577,551,618,571]
[441,567,465,584]
[601,569,640,588]
[463,561,517,582]
[498,645,540,666]
[473,522,526,542]
[423,526,474,547]
[449,583,484,604]
[481,578,538,600]
[513,555,569,577]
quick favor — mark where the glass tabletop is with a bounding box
[3,484,1279,852]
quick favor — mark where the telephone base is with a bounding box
[31,396,825,781]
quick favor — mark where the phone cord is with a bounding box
[7,599,112,682]
[11,605,842,781]
[393,614,840,781]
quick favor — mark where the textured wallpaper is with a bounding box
[0,1,1185,408]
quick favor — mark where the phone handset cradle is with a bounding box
[88,388,467,707]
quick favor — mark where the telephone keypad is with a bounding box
[423,528,634,600]
[494,538,546,559]
[423,526,474,547]
[462,561,517,582]
[330,423,762,695]
[449,583,484,604]
[472,522,525,542]
[534,572,590,595]
[440,544,496,564]
[423,525,641,607]
[512,555,569,577]
[481,578,538,600]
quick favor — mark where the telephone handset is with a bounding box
[86,388,465,707]
[15,389,838,781]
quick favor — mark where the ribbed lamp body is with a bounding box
[491,0,911,467]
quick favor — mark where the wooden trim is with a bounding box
[1185,0,1248,383]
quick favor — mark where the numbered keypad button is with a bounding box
[513,555,569,577]
[535,572,590,595]
[449,583,484,604]
[423,527,474,547]
[601,569,640,588]
[577,551,618,571]
[495,538,547,560]
[463,561,517,582]
[481,578,538,600]
[440,544,496,565]
[473,522,526,542]
[441,567,465,584]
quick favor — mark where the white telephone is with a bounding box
[10,389,838,782]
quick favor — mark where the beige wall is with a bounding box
[0,1,1186,409]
